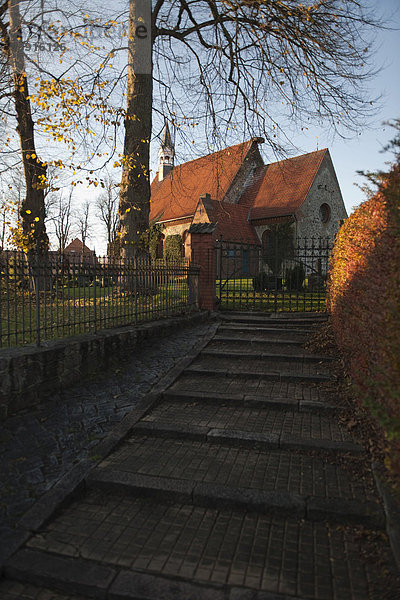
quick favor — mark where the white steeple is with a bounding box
[158,123,175,182]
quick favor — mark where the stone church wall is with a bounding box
[295,152,348,241]
[224,146,264,204]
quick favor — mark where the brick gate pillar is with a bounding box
[188,223,217,311]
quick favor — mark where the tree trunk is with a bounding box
[8,1,48,255]
[118,0,152,260]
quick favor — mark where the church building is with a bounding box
[150,124,348,259]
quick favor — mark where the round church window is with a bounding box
[319,203,331,224]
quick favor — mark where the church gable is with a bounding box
[149,138,262,223]
[223,138,264,204]
[295,150,347,239]
[240,149,327,221]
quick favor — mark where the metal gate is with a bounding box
[215,237,333,312]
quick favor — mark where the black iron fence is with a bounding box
[0,250,200,348]
[216,237,333,312]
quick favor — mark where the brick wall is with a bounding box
[190,231,216,311]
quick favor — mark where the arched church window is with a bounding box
[262,229,272,259]
[319,203,331,224]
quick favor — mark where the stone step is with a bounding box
[220,324,320,335]
[223,311,328,320]
[0,579,93,600]
[190,353,333,377]
[202,347,334,363]
[146,398,346,442]
[219,322,317,334]
[162,389,337,414]
[5,495,397,599]
[184,364,334,383]
[145,398,349,440]
[214,334,305,348]
[220,314,327,327]
[87,468,383,528]
[87,434,381,526]
[269,312,329,321]
[132,420,364,456]
[217,325,315,342]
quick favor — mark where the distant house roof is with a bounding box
[150,139,258,223]
[64,238,94,254]
[240,149,328,220]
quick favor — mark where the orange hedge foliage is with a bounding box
[327,163,400,473]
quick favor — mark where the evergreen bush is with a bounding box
[285,264,305,291]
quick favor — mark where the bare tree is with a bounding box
[74,199,91,257]
[53,190,73,253]
[95,176,118,255]
[116,0,384,256]
[1,166,24,248]
[0,196,9,250]
[0,194,19,250]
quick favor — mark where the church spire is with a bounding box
[158,122,175,182]
[161,123,173,148]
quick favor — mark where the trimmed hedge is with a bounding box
[327,163,400,476]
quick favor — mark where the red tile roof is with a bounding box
[64,238,94,254]
[198,198,259,245]
[150,140,255,222]
[240,149,327,220]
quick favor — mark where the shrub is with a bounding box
[253,272,267,292]
[262,222,294,275]
[285,264,305,291]
[307,272,327,291]
[164,234,182,262]
[327,162,400,479]
[141,222,163,262]
[252,272,282,291]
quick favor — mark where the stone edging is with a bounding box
[0,311,211,417]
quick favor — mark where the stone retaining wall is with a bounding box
[0,311,209,418]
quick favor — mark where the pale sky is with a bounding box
[292,0,400,216]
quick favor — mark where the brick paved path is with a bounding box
[0,317,217,531]
[1,312,399,599]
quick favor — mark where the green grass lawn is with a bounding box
[216,278,328,312]
[0,281,191,348]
